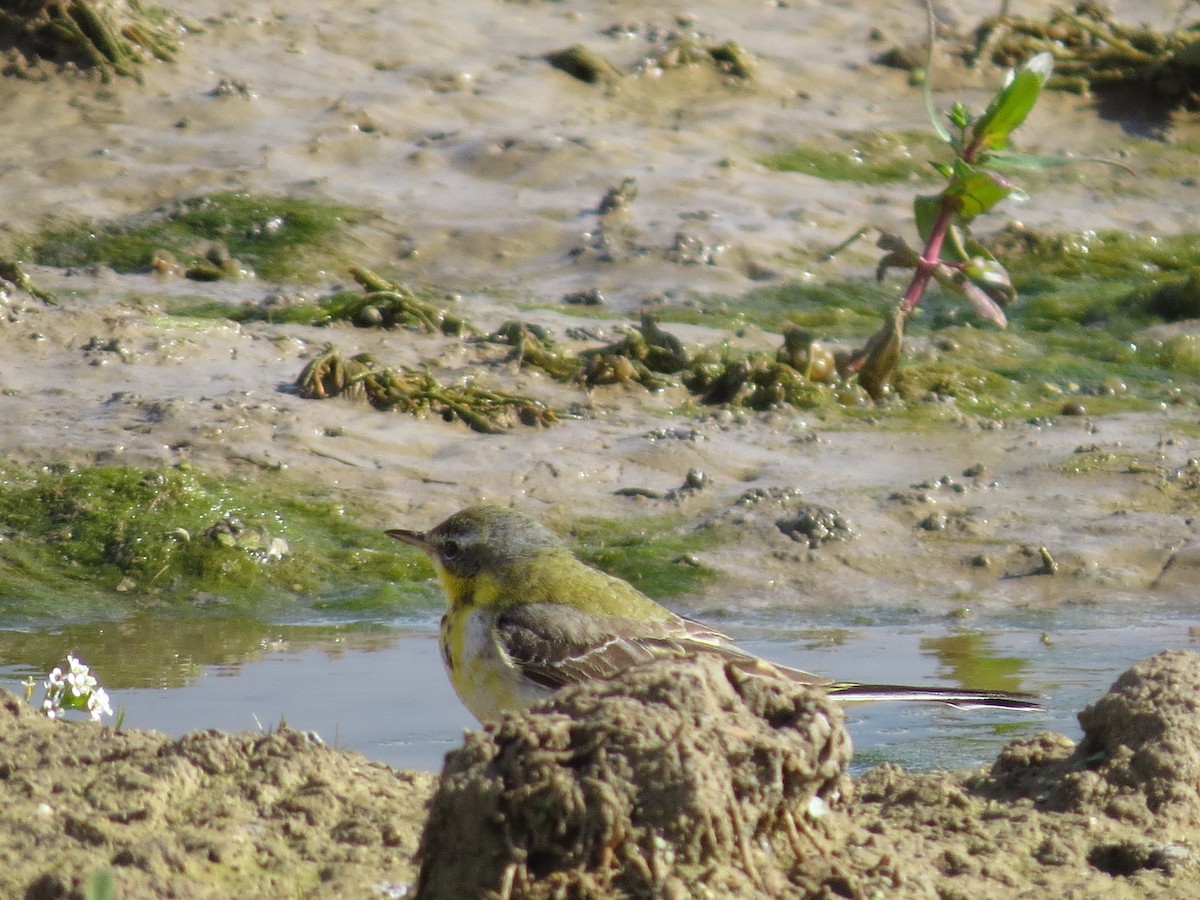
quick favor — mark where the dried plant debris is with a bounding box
[881,3,1200,118]
[293,308,932,436]
[685,348,833,410]
[643,35,757,79]
[480,314,691,390]
[295,346,556,433]
[967,2,1200,114]
[321,267,472,335]
[777,504,855,548]
[477,321,583,382]
[0,258,56,304]
[579,313,690,388]
[0,0,188,81]
[776,328,838,384]
[544,44,623,85]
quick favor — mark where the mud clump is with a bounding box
[419,651,1200,898]
[415,657,854,899]
[995,649,1200,826]
[0,690,434,898]
[1073,649,1200,819]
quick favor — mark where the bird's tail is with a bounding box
[825,681,1043,711]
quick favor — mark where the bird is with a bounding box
[387,503,1043,722]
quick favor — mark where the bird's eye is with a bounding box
[441,539,461,560]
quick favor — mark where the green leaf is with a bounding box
[914,195,941,243]
[985,149,1137,176]
[983,150,1078,171]
[947,168,1013,221]
[957,277,1009,328]
[971,51,1053,152]
[941,222,970,264]
[948,102,971,130]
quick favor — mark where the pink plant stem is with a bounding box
[901,134,979,316]
[900,197,956,315]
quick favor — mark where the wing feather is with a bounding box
[491,603,1041,710]
[495,603,773,691]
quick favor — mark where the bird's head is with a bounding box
[386,503,562,581]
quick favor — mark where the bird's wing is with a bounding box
[493,604,1042,710]
[494,602,811,691]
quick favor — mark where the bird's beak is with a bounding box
[386,528,432,555]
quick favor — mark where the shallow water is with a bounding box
[3,609,1194,774]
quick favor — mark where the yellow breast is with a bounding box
[441,605,553,721]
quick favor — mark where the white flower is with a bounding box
[35,655,113,723]
[65,658,97,697]
[88,688,113,722]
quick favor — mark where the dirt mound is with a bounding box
[0,690,434,898]
[417,652,1200,899]
[1072,649,1200,821]
[3,651,1199,898]
[416,657,854,899]
[993,649,1200,825]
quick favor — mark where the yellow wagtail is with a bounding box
[387,504,1043,722]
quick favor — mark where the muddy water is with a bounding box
[0,0,1198,777]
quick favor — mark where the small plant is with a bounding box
[845,50,1057,398]
[24,654,114,723]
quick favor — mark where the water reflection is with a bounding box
[0,615,1193,774]
[920,631,1032,694]
[0,615,417,688]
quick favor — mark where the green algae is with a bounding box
[1056,448,1147,476]
[674,226,1200,421]
[29,192,370,283]
[0,463,430,623]
[759,130,940,184]
[270,227,1200,425]
[568,514,724,600]
[481,321,584,381]
[84,205,1200,427]
[693,279,894,334]
[0,258,56,304]
[684,348,836,411]
[321,266,472,334]
[995,228,1200,291]
[162,267,470,331]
